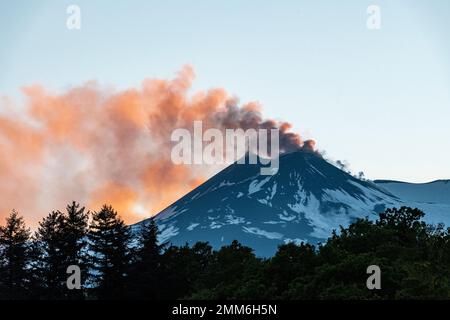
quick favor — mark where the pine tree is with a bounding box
[127,218,165,299]
[0,210,31,299]
[60,201,89,299]
[34,210,66,299]
[61,202,88,265]
[88,205,131,299]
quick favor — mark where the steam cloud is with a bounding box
[0,66,315,226]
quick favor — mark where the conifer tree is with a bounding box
[88,205,131,299]
[137,218,165,266]
[61,201,89,266]
[34,210,66,299]
[34,203,89,299]
[0,210,31,299]
[127,218,165,299]
[60,201,89,299]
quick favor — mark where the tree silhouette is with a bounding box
[60,201,89,299]
[0,205,449,300]
[88,204,131,299]
[0,210,31,299]
[126,217,165,299]
[34,211,66,298]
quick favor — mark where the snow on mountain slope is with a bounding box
[374,180,450,205]
[134,150,449,256]
[373,179,450,227]
[133,151,450,256]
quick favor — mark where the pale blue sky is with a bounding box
[1,0,449,182]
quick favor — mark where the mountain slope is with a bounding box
[138,150,430,256]
[374,180,450,205]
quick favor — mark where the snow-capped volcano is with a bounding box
[374,179,450,205]
[131,150,423,256]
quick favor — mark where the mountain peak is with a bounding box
[134,147,450,257]
[134,148,411,256]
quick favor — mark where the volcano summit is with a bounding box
[135,150,450,256]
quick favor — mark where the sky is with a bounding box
[0,1,449,190]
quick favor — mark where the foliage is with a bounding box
[1,205,450,300]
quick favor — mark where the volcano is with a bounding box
[135,150,450,256]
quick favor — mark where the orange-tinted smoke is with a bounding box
[0,66,314,227]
